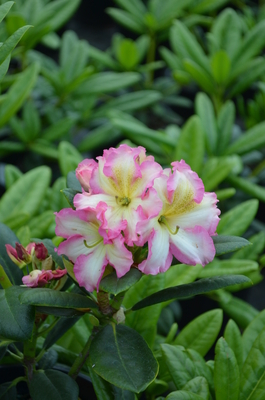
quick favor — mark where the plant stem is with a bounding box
[68,331,96,380]
[23,329,37,382]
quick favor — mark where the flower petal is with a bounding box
[74,245,108,292]
[55,208,98,238]
[169,226,215,266]
[138,226,172,275]
[57,235,95,262]
[105,235,133,278]
[76,159,97,192]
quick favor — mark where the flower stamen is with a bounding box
[158,216,179,235]
[83,239,102,249]
[115,196,131,206]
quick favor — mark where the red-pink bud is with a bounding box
[35,243,48,260]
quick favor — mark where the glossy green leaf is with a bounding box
[183,59,214,93]
[116,39,139,68]
[174,309,223,356]
[239,327,265,399]
[29,369,79,400]
[217,100,235,155]
[211,50,231,84]
[89,324,158,393]
[44,317,80,350]
[132,276,251,311]
[187,349,215,397]
[0,2,13,24]
[224,319,243,371]
[165,264,203,289]
[0,55,10,83]
[216,188,236,201]
[202,155,242,191]
[195,93,218,154]
[0,166,51,221]
[0,223,23,285]
[183,376,210,399]
[61,188,78,209]
[19,288,97,309]
[229,58,265,98]
[106,8,144,34]
[81,72,141,94]
[217,199,258,236]
[242,310,265,362]
[225,121,265,155]
[66,171,82,191]
[58,141,83,177]
[175,115,204,174]
[0,25,30,66]
[217,290,258,329]
[50,177,69,212]
[99,269,142,295]
[0,286,35,341]
[191,0,229,13]
[213,235,251,256]
[42,118,75,142]
[166,391,205,400]
[214,337,239,400]
[231,231,265,261]
[78,124,121,152]
[4,164,22,189]
[227,175,265,203]
[199,259,258,278]
[114,0,146,19]
[28,210,55,238]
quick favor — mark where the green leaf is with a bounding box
[199,259,258,278]
[44,317,80,350]
[116,39,139,69]
[217,199,259,236]
[19,288,97,309]
[50,177,69,212]
[242,310,265,362]
[215,188,236,201]
[114,0,146,20]
[81,72,141,94]
[42,118,75,142]
[165,264,203,289]
[99,269,142,295]
[239,327,265,399]
[166,391,205,400]
[27,210,55,238]
[0,2,14,24]
[214,337,239,400]
[175,115,204,175]
[225,121,265,155]
[227,175,265,203]
[4,164,22,189]
[183,376,210,399]
[201,156,242,191]
[89,324,158,393]
[58,141,83,177]
[231,231,265,261]
[106,8,144,34]
[173,309,223,356]
[66,171,82,191]
[217,290,258,329]
[123,273,165,347]
[29,369,79,400]
[61,188,79,209]
[0,166,51,221]
[0,25,30,66]
[187,349,215,397]
[77,123,121,152]
[0,286,35,341]
[217,100,235,155]
[183,59,214,93]
[132,276,251,311]
[0,63,39,127]
[229,58,265,98]
[195,92,217,155]
[213,235,251,256]
[224,319,243,371]
[211,50,231,84]
[170,21,210,73]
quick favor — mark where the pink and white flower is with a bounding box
[55,204,133,292]
[136,160,220,274]
[74,144,163,246]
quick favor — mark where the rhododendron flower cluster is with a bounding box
[55,145,220,292]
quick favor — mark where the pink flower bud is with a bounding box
[35,243,48,261]
[22,269,68,288]
[76,159,97,192]
[15,243,32,264]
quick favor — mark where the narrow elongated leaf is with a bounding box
[89,324,158,393]
[29,369,79,400]
[132,276,251,310]
[225,121,265,155]
[199,259,258,278]
[187,349,215,398]
[78,124,121,152]
[173,309,223,356]
[166,391,204,400]
[239,327,265,399]
[44,317,80,350]
[0,63,39,127]
[0,286,35,341]
[214,337,239,400]
[195,93,218,154]
[58,141,83,177]
[0,25,30,66]
[231,231,265,261]
[183,376,210,399]
[183,59,214,93]
[81,72,141,94]
[227,175,265,203]
[217,199,259,236]
[42,118,75,142]
[217,100,235,155]
[106,8,144,34]
[211,50,231,84]
[19,288,97,309]
[4,164,22,189]
[165,264,202,289]
[175,115,204,174]
[213,235,251,256]
[0,166,51,221]
[99,269,142,295]
[242,310,265,362]
[0,2,13,24]
[224,319,243,371]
